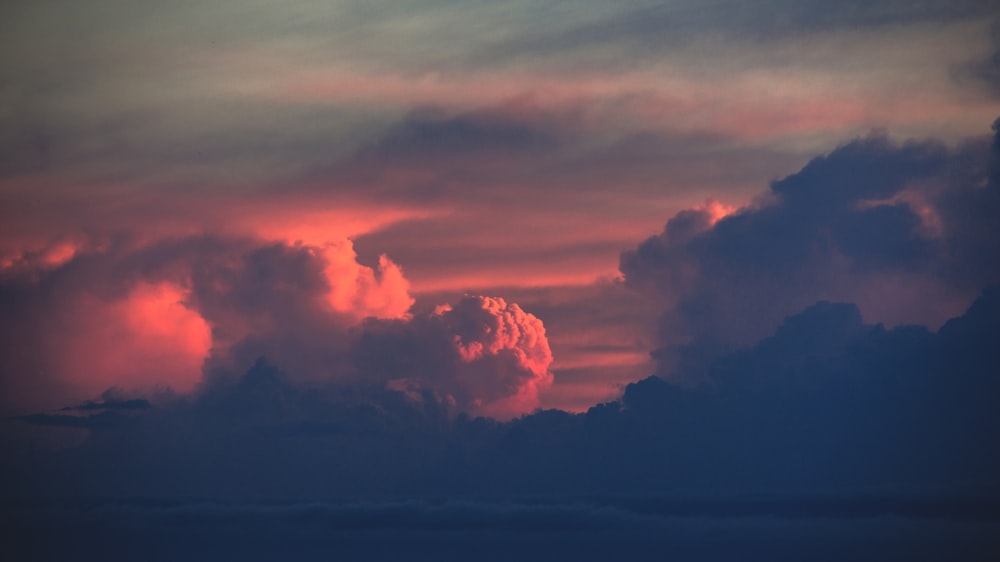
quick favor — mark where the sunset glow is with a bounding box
[3,2,1000,559]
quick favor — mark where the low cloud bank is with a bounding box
[4,286,998,501]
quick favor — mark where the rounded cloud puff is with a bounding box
[441,296,554,419]
[321,242,413,321]
[356,296,554,420]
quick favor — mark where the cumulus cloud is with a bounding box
[354,296,554,420]
[621,119,1000,377]
[321,243,413,320]
[0,234,420,414]
[0,228,557,421]
[0,255,214,414]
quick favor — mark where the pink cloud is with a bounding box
[0,230,577,421]
[440,296,554,419]
[365,296,555,420]
[52,282,212,399]
[0,233,422,413]
[321,242,414,320]
[441,297,552,419]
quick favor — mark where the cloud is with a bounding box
[621,119,1000,377]
[321,243,413,321]
[463,281,658,412]
[626,286,1000,489]
[0,283,996,562]
[4,286,997,499]
[0,234,418,415]
[354,296,554,420]
[0,227,560,421]
[0,271,213,414]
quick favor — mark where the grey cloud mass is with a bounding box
[621,120,1000,378]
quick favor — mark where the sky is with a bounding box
[2,1,1000,560]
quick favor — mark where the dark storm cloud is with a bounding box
[620,120,1000,376]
